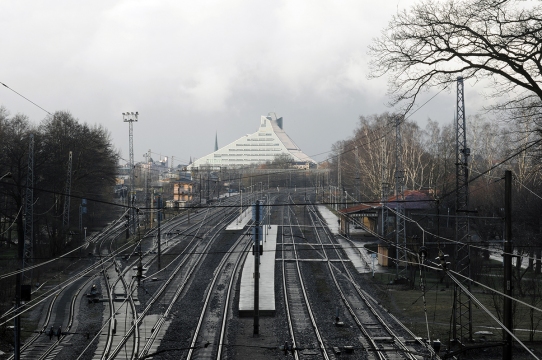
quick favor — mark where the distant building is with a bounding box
[171,180,194,208]
[187,113,316,169]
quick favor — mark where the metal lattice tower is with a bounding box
[453,76,473,344]
[337,147,341,210]
[355,146,360,201]
[123,112,138,235]
[62,151,72,229]
[381,140,390,237]
[394,116,407,280]
[145,149,151,228]
[22,134,34,284]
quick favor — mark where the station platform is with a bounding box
[226,207,252,231]
[317,205,383,274]
[239,225,277,316]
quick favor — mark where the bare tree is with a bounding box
[369,0,542,114]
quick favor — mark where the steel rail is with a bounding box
[185,227,251,359]
[7,221,126,360]
[281,201,300,360]
[285,196,330,360]
[137,206,240,358]
[107,204,240,360]
[35,271,100,360]
[308,202,429,360]
[306,204,386,360]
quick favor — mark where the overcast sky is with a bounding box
[1,0,486,165]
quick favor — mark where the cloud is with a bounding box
[0,0,485,165]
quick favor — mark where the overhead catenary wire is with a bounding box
[0,206,22,237]
[384,202,542,269]
[445,270,539,359]
[0,208,129,280]
[343,205,542,317]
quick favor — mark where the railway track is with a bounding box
[3,213,134,360]
[6,189,439,359]
[185,227,251,359]
[305,201,436,359]
[282,195,331,359]
[103,193,253,359]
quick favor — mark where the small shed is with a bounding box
[339,189,435,267]
[338,203,379,237]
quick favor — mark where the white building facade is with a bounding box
[187,114,316,169]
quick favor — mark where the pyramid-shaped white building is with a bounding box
[187,113,316,169]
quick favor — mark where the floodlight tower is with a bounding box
[123,111,138,235]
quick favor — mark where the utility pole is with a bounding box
[62,151,72,231]
[145,150,150,228]
[253,200,261,335]
[355,145,360,202]
[503,170,513,359]
[22,134,34,284]
[381,134,389,238]
[207,168,210,202]
[337,147,341,208]
[157,194,161,270]
[123,111,138,236]
[453,76,473,345]
[17,133,34,360]
[14,268,20,360]
[395,115,407,280]
[150,190,154,229]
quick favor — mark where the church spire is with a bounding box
[214,131,218,152]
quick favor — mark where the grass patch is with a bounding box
[368,267,542,344]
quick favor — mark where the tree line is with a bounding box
[0,107,119,259]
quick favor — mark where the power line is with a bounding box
[0,82,53,115]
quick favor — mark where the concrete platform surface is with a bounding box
[226,207,252,231]
[239,225,277,316]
